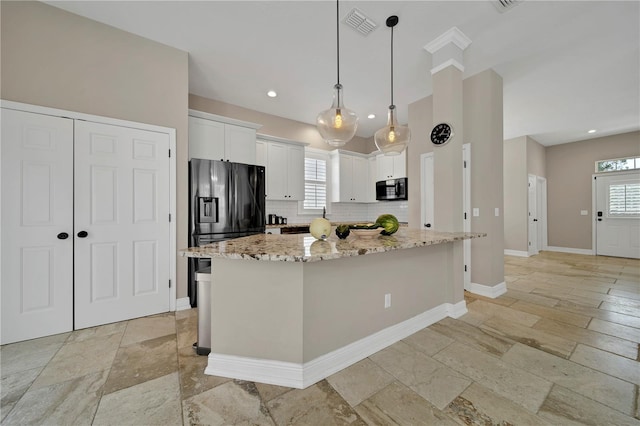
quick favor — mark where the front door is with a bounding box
[595,171,640,259]
[74,121,171,329]
[1,109,74,344]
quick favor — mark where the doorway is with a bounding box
[594,171,640,258]
[528,174,547,256]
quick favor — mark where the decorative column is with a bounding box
[424,27,471,233]
[424,28,471,305]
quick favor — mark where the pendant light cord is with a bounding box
[390,24,394,106]
[336,0,340,85]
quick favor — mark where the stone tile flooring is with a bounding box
[1,251,639,425]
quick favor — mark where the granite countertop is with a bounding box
[180,228,486,262]
[266,221,408,229]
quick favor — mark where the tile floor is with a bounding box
[1,251,639,425]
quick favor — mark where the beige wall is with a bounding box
[527,137,546,178]
[504,137,529,252]
[190,94,373,154]
[408,69,504,287]
[1,1,190,298]
[463,69,504,286]
[546,131,640,250]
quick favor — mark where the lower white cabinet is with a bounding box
[330,150,371,203]
[258,136,306,201]
[1,106,173,344]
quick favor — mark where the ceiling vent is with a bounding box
[493,0,521,13]
[343,8,378,36]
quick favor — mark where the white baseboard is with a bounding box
[205,301,465,389]
[504,249,529,257]
[467,281,507,299]
[175,297,192,311]
[544,246,595,256]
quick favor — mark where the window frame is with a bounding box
[595,156,640,173]
[298,148,331,216]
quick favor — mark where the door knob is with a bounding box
[424,223,431,228]
[77,231,88,238]
[57,232,69,240]
[597,218,602,222]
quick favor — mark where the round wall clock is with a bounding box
[430,123,453,146]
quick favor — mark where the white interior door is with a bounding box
[74,121,171,329]
[595,171,640,259]
[1,109,74,344]
[536,176,548,251]
[421,153,434,229]
[528,174,539,256]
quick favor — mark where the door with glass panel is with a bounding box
[595,171,640,258]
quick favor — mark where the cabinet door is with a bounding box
[255,140,267,167]
[266,142,288,199]
[225,124,256,164]
[1,109,74,344]
[352,156,368,202]
[338,155,354,202]
[189,116,225,160]
[286,144,305,200]
[367,157,378,203]
[393,151,407,178]
[377,155,394,180]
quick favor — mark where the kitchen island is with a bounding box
[181,228,485,389]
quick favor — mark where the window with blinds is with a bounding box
[303,157,327,210]
[609,183,640,216]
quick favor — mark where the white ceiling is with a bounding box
[46,1,639,146]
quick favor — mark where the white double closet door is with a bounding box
[1,108,171,344]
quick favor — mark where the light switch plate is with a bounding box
[580,210,588,216]
[495,208,500,217]
[473,208,480,217]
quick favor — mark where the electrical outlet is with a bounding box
[384,293,391,309]
[580,210,588,216]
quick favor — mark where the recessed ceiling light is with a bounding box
[367,114,376,119]
[267,90,277,98]
[588,129,597,134]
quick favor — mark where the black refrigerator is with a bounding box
[188,158,265,307]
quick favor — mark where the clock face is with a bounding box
[431,123,453,146]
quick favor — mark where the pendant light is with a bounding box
[375,16,410,156]
[316,0,358,147]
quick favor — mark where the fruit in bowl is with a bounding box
[335,224,350,239]
[375,214,400,235]
[350,227,383,239]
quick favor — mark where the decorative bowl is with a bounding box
[350,228,382,239]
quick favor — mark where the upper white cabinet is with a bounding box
[258,135,306,201]
[376,150,406,181]
[330,150,371,203]
[188,110,261,165]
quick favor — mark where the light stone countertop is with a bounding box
[180,228,486,262]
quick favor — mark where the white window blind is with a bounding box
[304,157,327,210]
[609,183,640,215]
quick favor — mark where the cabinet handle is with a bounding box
[57,232,69,240]
[77,231,88,238]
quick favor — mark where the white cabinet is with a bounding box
[188,111,261,164]
[258,136,306,201]
[376,150,406,180]
[331,151,371,203]
[367,157,378,203]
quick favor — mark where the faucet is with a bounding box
[323,206,326,219]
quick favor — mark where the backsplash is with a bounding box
[266,200,408,224]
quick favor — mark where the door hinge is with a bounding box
[464,265,467,272]
[169,213,172,222]
[168,149,171,158]
[464,160,467,168]
[169,279,172,288]
[464,212,467,220]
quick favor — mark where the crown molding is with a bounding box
[424,26,472,54]
[430,59,465,75]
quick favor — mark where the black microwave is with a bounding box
[376,177,408,201]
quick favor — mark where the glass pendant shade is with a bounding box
[375,105,410,155]
[316,83,358,147]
